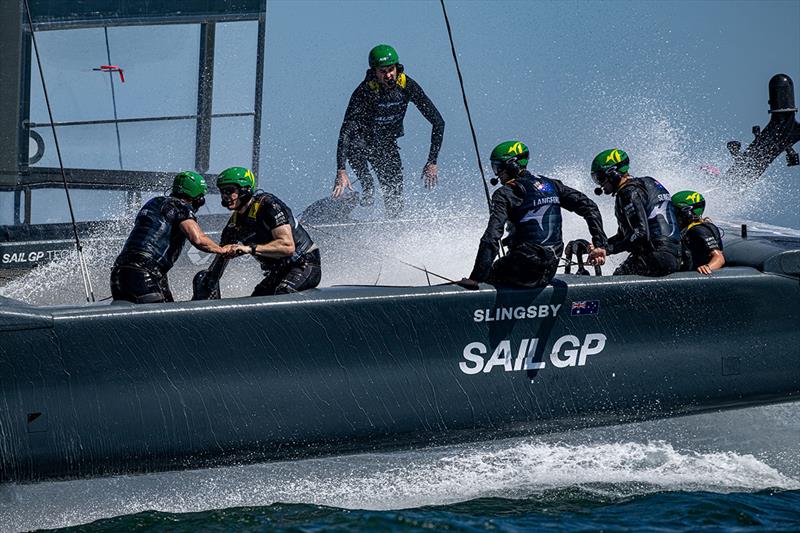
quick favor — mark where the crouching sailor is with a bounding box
[459,141,608,289]
[111,171,232,303]
[587,149,682,276]
[193,167,321,299]
[671,190,725,275]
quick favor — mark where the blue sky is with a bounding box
[17,0,800,227]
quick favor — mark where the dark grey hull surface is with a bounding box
[1,234,799,483]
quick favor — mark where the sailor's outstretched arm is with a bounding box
[552,180,608,250]
[180,219,231,255]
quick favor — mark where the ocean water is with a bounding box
[2,402,799,531]
[39,491,800,532]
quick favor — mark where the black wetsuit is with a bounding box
[469,171,607,287]
[681,219,723,270]
[607,176,682,277]
[221,193,320,296]
[111,196,195,303]
[337,70,444,218]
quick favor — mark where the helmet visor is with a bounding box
[591,171,606,185]
[491,160,504,176]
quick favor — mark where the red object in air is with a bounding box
[93,65,125,83]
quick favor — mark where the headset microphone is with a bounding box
[594,187,603,195]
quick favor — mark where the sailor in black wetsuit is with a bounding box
[671,190,725,275]
[459,141,608,289]
[193,167,320,298]
[332,44,445,218]
[587,149,682,277]
[111,171,232,303]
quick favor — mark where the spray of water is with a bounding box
[1,433,797,531]
[1,109,796,306]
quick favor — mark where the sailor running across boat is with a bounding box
[192,167,321,299]
[332,44,445,218]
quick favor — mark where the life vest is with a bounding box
[623,176,681,250]
[681,219,723,270]
[226,193,315,268]
[364,72,410,138]
[506,173,564,254]
[117,196,192,273]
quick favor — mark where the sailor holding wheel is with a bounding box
[459,141,608,289]
[192,167,321,299]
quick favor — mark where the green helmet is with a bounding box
[369,44,399,68]
[216,166,255,189]
[172,171,207,199]
[489,141,529,176]
[672,190,706,218]
[591,148,630,185]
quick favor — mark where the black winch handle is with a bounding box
[564,239,602,276]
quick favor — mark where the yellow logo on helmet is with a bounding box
[507,142,525,156]
[245,169,255,186]
[605,149,623,164]
[687,192,701,203]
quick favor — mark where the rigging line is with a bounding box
[303,221,458,284]
[439,0,503,257]
[103,27,124,170]
[23,0,95,303]
[439,0,491,212]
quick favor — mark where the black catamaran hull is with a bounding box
[1,234,799,483]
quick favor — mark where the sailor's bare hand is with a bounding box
[457,277,479,290]
[587,245,607,266]
[333,169,353,198]
[697,264,712,275]
[223,244,249,258]
[422,162,438,190]
[219,244,238,257]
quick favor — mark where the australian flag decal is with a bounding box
[571,300,599,316]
